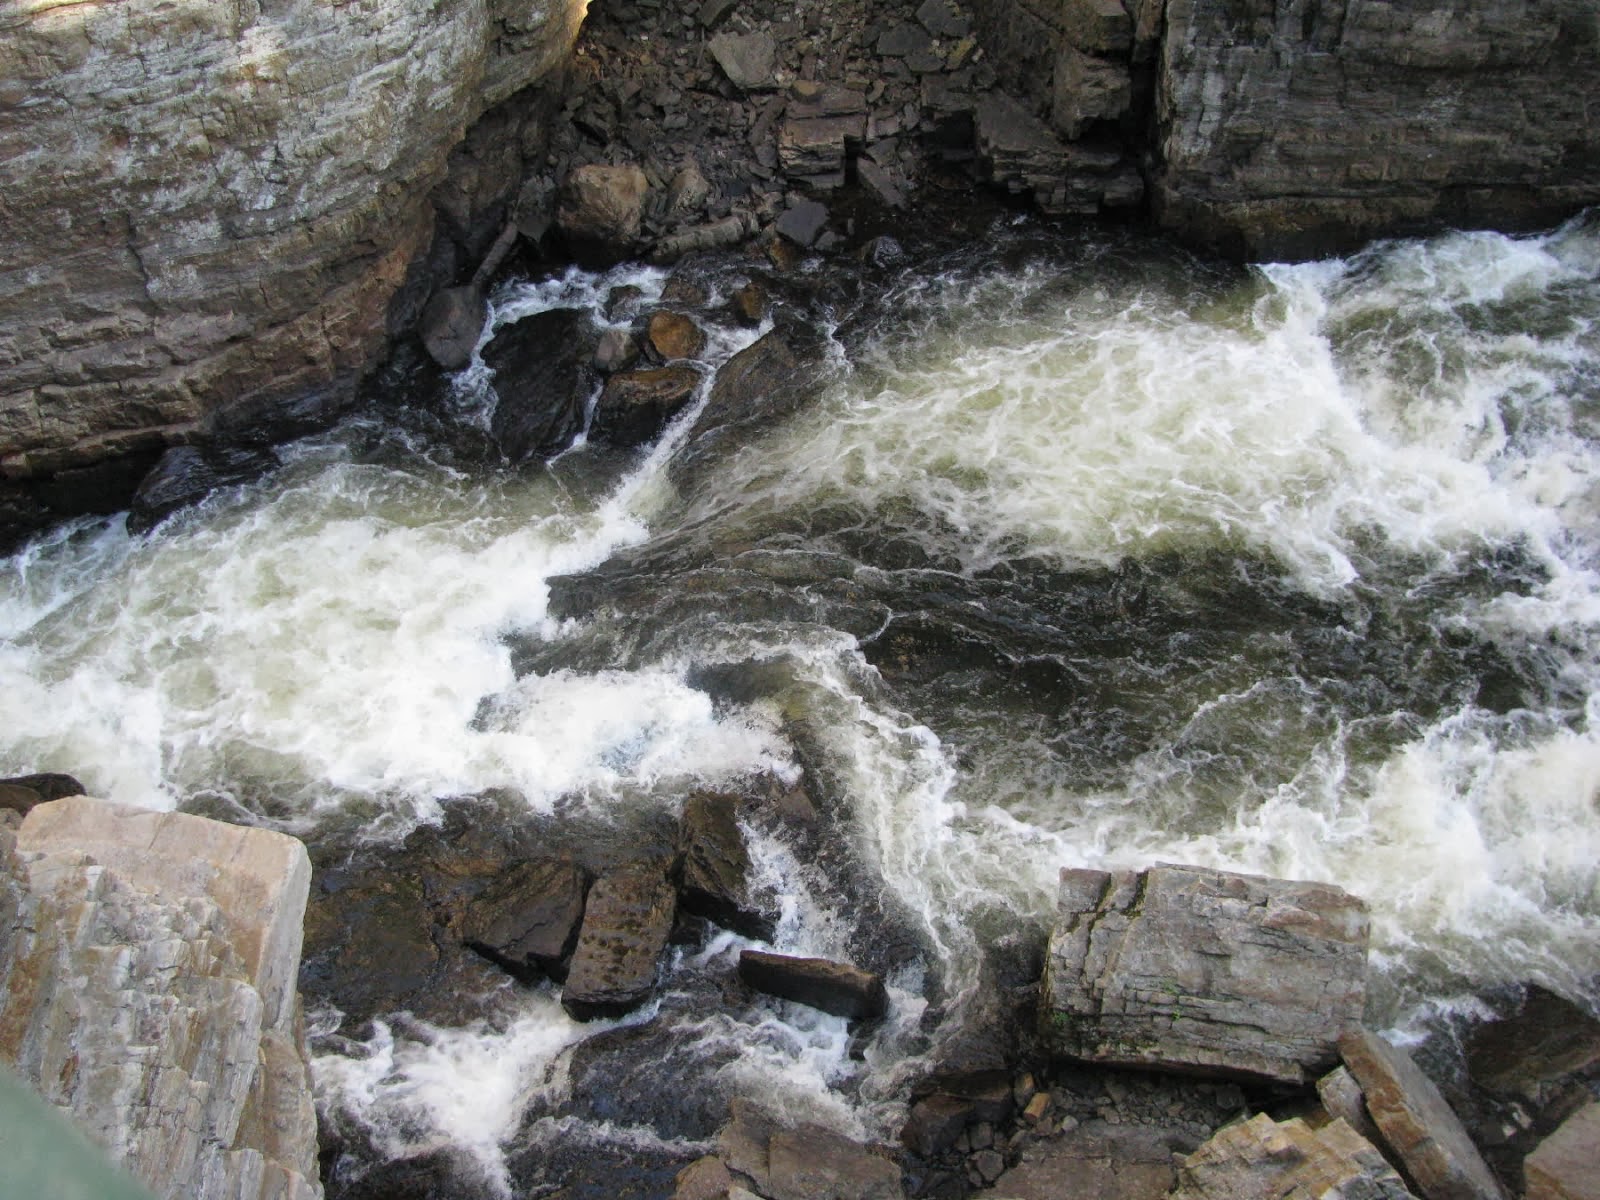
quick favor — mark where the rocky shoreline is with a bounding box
[4,778,1598,1198]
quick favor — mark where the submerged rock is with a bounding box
[0,796,320,1200]
[562,861,678,1020]
[738,950,888,1021]
[1041,864,1369,1086]
[591,366,702,447]
[127,443,279,534]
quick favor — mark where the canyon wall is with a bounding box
[0,0,586,535]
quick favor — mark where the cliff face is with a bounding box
[1154,0,1600,259]
[0,797,319,1200]
[0,0,584,491]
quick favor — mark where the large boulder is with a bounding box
[1040,864,1369,1086]
[0,0,587,523]
[738,950,888,1021]
[590,367,702,447]
[561,861,677,1020]
[717,1100,904,1200]
[677,791,778,941]
[555,164,650,266]
[0,796,320,1200]
[462,858,589,981]
[481,308,594,462]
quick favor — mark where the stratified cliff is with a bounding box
[0,0,585,522]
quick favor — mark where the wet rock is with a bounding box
[994,1120,1188,1200]
[591,367,703,447]
[675,1154,736,1200]
[462,858,588,981]
[678,791,777,940]
[661,273,713,308]
[774,200,831,248]
[0,773,84,817]
[482,307,594,462]
[605,285,647,322]
[647,311,708,361]
[562,861,677,1020]
[1042,864,1369,1086]
[1465,985,1600,1099]
[556,163,650,265]
[709,32,778,92]
[1525,1102,1600,1200]
[1,797,319,1200]
[127,443,279,534]
[858,235,905,267]
[729,280,770,327]
[902,1093,978,1159]
[594,327,642,373]
[420,284,489,371]
[718,1101,905,1200]
[1170,1113,1415,1200]
[1339,1028,1507,1200]
[738,950,888,1021]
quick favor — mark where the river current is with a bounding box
[3,213,1599,1193]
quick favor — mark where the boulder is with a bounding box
[738,950,887,1021]
[1041,864,1369,1086]
[605,285,647,322]
[593,327,642,374]
[774,200,831,248]
[901,1093,979,1159]
[674,1154,736,1200]
[1339,1028,1507,1200]
[666,163,714,220]
[729,281,770,327]
[1465,986,1600,1099]
[0,797,320,1200]
[591,367,703,447]
[678,791,778,941]
[1525,1102,1600,1200]
[708,32,777,92]
[482,308,594,462]
[556,164,651,266]
[1170,1113,1415,1200]
[462,859,588,981]
[0,774,85,817]
[916,0,972,39]
[562,861,677,1020]
[127,443,279,534]
[646,311,708,361]
[717,1100,903,1200]
[419,284,489,371]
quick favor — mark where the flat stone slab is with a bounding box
[1340,1028,1506,1200]
[562,861,676,1020]
[738,950,887,1021]
[1526,1101,1600,1200]
[1172,1113,1415,1200]
[463,858,588,979]
[995,1121,1186,1200]
[1042,864,1369,1085]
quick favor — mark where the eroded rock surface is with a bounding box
[1171,1112,1415,1200]
[1525,1102,1600,1200]
[562,860,678,1020]
[0,796,320,1200]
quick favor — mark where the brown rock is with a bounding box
[462,858,588,980]
[1042,864,1369,1086]
[556,163,650,265]
[591,366,702,447]
[995,1120,1188,1200]
[729,281,770,327]
[778,115,867,179]
[1318,1064,1384,1147]
[674,1153,735,1200]
[647,311,707,361]
[0,773,86,817]
[1525,1102,1600,1200]
[1339,1028,1507,1200]
[901,1093,975,1158]
[678,791,777,940]
[738,950,887,1021]
[562,861,677,1020]
[1465,986,1600,1099]
[1171,1113,1415,1200]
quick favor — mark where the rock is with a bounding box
[667,163,714,219]
[718,1101,904,1200]
[1057,0,1133,55]
[901,1093,977,1159]
[1170,1113,1415,1200]
[1339,1028,1507,1200]
[0,774,85,817]
[661,274,713,308]
[646,311,708,361]
[1525,1102,1600,1200]
[675,1154,736,1200]
[1319,1064,1384,1147]
[878,24,935,58]
[779,116,867,180]
[482,308,594,462]
[562,861,677,1020]
[0,796,320,1200]
[127,443,279,534]
[1041,864,1369,1086]
[678,791,778,940]
[1465,986,1600,1099]
[698,0,741,31]
[729,281,770,327]
[994,1119,1189,1200]
[419,285,489,371]
[591,367,703,447]
[738,950,888,1021]
[1050,46,1131,139]
[462,858,588,981]
[556,163,651,265]
[774,200,831,248]
[916,0,972,39]
[594,327,642,374]
[973,90,1086,214]
[857,158,909,210]
[650,214,759,264]
[709,32,778,92]
[0,0,586,510]
[605,285,647,322]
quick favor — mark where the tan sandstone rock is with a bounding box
[1525,1101,1600,1200]
[1171,1112,1416,1199]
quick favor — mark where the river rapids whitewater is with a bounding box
[4,213,1600,1194]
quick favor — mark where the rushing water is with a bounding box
[4,213,1599,1193]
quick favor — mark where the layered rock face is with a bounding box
[0,0,585,512]
[0,797,320,1200]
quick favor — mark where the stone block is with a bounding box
[1525,1102,1600,1200]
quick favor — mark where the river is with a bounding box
[3,212,1598,1195]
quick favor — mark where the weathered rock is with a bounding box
[1339,1028,1507,1200]
[667,163,714,220]
[1465,986,1600,1099]
[994,1120,1189,1200]
[675,1153,736,1200]
[729,281,771,327]
[591,367,703,447]
[647,311,708,361]
[0,0,585,508]
[482,308,594,462]
[878,24,936,57]
[127,443,279,534]
[709,32,778,92]
[738,950,888,1021]
[1041,864,1369,1086]
[779,117,866,181]
[0,774,85,817]
[1170,1113,1415,1200]
[420,285,489,371]
[1319,1064,1384,1147]
[0,796,320,1200]
[1525,1102,1600,1200]
[1051,46,1131,139]
[650,214,759,264]
[678,791,778,941]
[901,1093,978,1159]
[562,861,677,1020]
[462,858,588,981]
[774,200,831,248]
[917,0,973,39]
[718,1101,904,1200]
[556,163,651,266]
[594,327,642,374]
